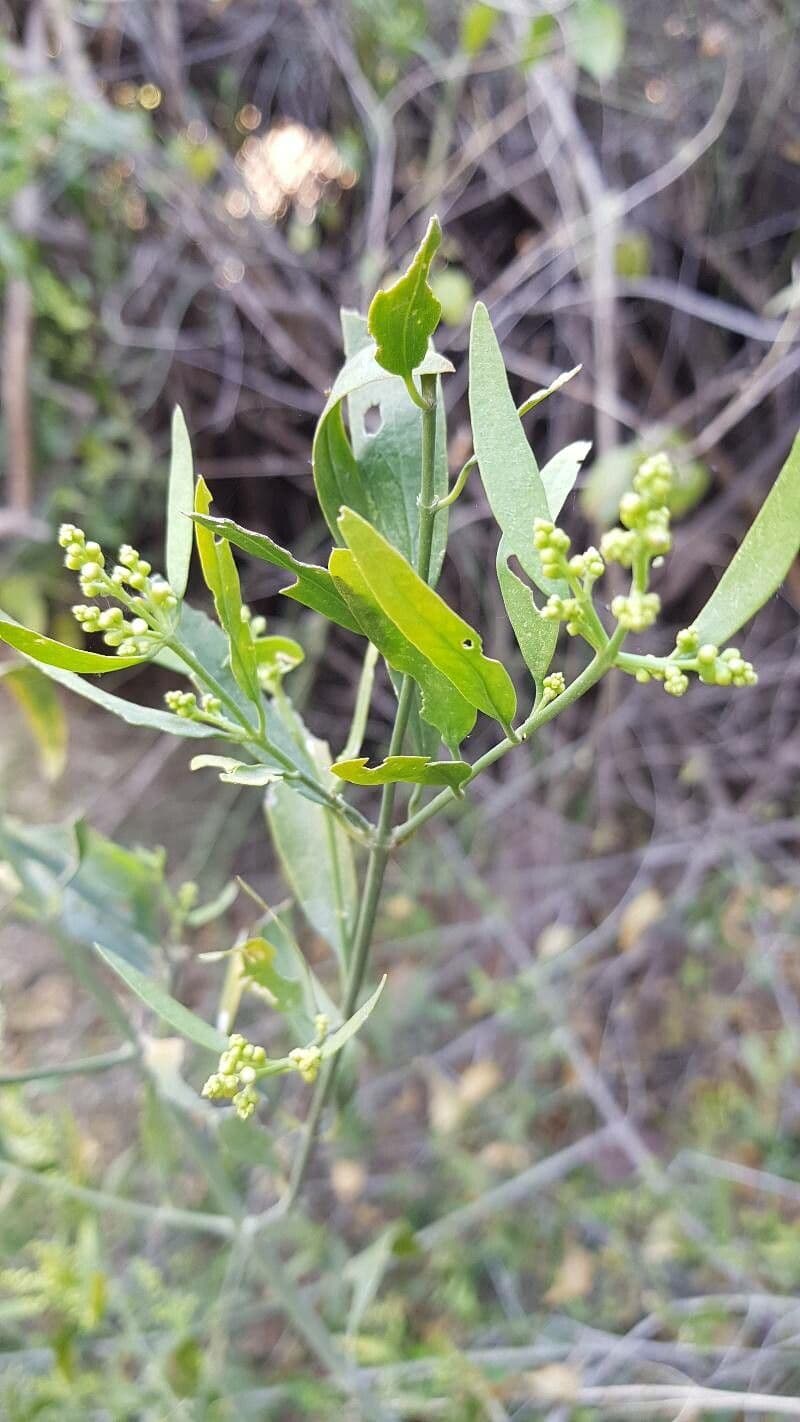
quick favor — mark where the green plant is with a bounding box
[2,216,799,1394]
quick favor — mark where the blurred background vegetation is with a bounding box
[2,1,800,1418]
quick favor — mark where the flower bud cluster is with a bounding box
[59,525,179,656]
[288,1044,322,1084]
[202,1033,267,1120]
[534,519,605,640]
[164,690,224,722]
[695,642,758,688]
[540,671,566,707]
[611,590,661,632]
[600,453,674,569]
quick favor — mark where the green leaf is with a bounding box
[0,619,148,673]
[253,634,304,690]
[330,755,472,791]
[495,537,558,688]
[0,664,67,780]
[330,548,476,749]
[265,705,357,973]
[367,216,443,381]
[520,12,557,68]
[94,943,227,1052]
[541,440,592,519]
[567,0,625,82]
[460,2,499,56]
[193,479,261,707]
[238,937,305,1017]
[0,612,210,739]
[190,754,287,787]
[0,816,168,970]
[691,431,800,647]
[190,514,361,634]
[166,406,194,600]
[320,975,386,1060]
[338,509,517,729]
[312,312,451,582]
[468,303,563,599]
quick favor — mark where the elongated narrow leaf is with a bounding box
[266,702,357,973]
[312,314,451,580]
[519,365,581,416]
[469,303,564,599]
[94,943,227,1052]
[367,217,442,379]
[691,432,800,647]
[166,406,194,599]
[331,755,471,791]
[330,548,476,748]
[0,620,147,673]
[495,537,558,688]
[190,514,361,634]
[541,440,592,519]
[0,664,67,779]
[193,479,261,707]
[321,976,387,1060]
[339,509,517,729]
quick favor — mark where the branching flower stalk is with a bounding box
[3,215,798,1230]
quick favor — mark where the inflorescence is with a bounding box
[532,452,758,697]
[202,1015,331,1121]
[59,524,179,658]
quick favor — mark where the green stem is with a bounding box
[282,375,439,1212]
[392,624,627,846]
[0,1043,138,1085]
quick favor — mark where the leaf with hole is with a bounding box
[94,943,227,1051]
[338,509,517,729]
[166,406,194,599]
[367,216,442,382]
[330,548,476,749]
[312,310,451,580]
[495,537,558,689]
[469,303,565,599]
[691,430,800,647]
[331,755,471,791]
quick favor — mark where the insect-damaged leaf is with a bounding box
[495,537,558,689]
[330,548,476,749]
[338,509,517,730]
[190,755,287,787]
[312,311,451,582]
[166,405,194,600]
[330,755,471,792]
[691,430,800,647]
[541,441,592,520]
[190,514,361,634]
[367,216,442,381]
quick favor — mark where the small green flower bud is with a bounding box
[619,492,645,529]
[239,1065,257,1085]
[663,666,689,697]
[118,545,139,569]
[635,669,651,684]
[541,671,566,706]
[611,591,660,632]
[98,607,123,629]
[289,1045,322,1084]
[251,1045,267,1065]
[676,628,699,654]
[314,1014,330,1043]
[130,618,149,635]
[58,523,85,548]
[697,643,718,667]
[201,694,222,715]
[127,572,148,591]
